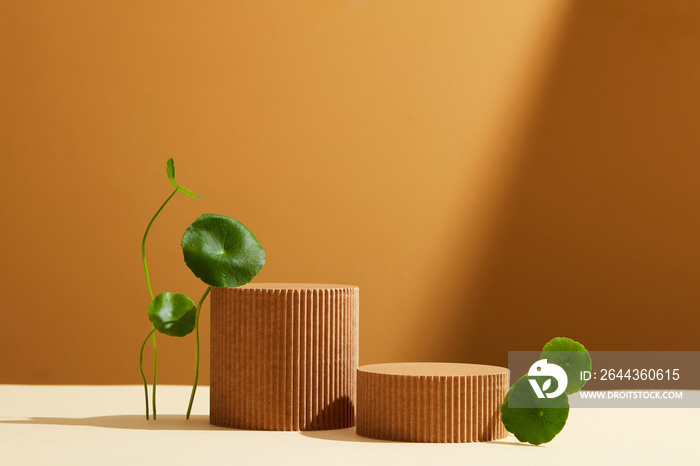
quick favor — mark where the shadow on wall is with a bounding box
[440,1,700,365]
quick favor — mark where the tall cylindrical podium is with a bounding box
[210,284,359,430]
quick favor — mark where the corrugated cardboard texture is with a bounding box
[210,284,359,430]
[357,363,509,442]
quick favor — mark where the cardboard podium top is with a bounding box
[236,283,359,290]
[358,362,508,377]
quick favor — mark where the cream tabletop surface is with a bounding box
[0,385,697,465]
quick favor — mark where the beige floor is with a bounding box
[0,385,696,465]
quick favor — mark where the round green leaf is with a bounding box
[181,213,265,287]
[147,292,197,337]
[500,376,570,445]
[165,158,202,199]
[541,337,592,394]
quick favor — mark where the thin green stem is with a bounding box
[142,188,178,300]
[186,285,212,419]
[141,187,177,421]
[151,328,157,420]
[139,328,156,420]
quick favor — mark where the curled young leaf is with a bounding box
[541,337,592,394]
[166,158,176,183]
[500,376,570,445]
[181,213,265,288]
[166,158,202,199]
[147,292,197,337]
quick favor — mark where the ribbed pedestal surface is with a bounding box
[357,363,509,442]
[210,284,359,430]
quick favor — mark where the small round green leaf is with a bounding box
[500,376,570,445]
[147,292,197,337]
[165,158,202,199]
[541,337,592,394]
[181,213,265,287]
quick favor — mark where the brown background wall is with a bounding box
[1,1,699,385]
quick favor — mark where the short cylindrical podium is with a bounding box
[210,284,359,430]
[357,363,509,442]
